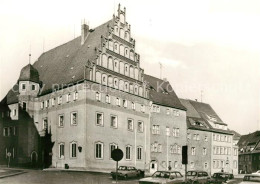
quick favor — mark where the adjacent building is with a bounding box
[238,131,260,173]
[180,99,239,175]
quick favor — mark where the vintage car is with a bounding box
[111,166,144,179]
[208,172,235,184]
[186,170,210,184]
[241,174,260,183]
[139,171,185,184]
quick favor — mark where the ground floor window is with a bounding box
[137,147,142,160]
[95,142,103,159]
[59,143,65,158]
[110,143,118,159]
[126,145,131,160]
[70,142,77,158]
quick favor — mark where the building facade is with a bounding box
[180,99,239,175]
[238,131,260,173]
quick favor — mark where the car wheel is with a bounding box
[124,174,128,180]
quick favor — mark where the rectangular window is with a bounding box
[176,128,180,137]
[204,162,208,169]
[190,162,194,169]
[152,125,160,134]
[95,142,103,159]
[59,144,65,158]
[58,115,64,127]
[105,95,110,104]
[45,100,48,108]
[96,92,101,101]
[70,112,77,125]
[43,118,48,130]
[13,109,17,116]
[205,136,208,142]
[51,98,55,106]
[166,108,170,115]
[141,105,145,112]
[3,127,8,136]
[191,147,196,155]
[132,102,135,110]
[96,112,104,126]
[137,147,142,160]
[58,96,62,104]
[39,102,43,111]
[123,99,127,108]
[156,106,160,113]
[71,142,77,158]
[110,115,117,128]
[13,126,17,136]
[137,121,144,133]
[8,127,13,136]
[21,83,26,91]
[116,98,120,106]
[127,119,134,131]
[67,93,71,102]
[203,148,207,155]
[110,144,118,159]
[126,146,131,160]
[74,91,78,101]
[31,84,36,91]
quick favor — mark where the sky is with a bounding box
[0,0,259,135]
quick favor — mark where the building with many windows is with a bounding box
[180,99,239,175]
[0,4,188,172]
[238,131,260,173]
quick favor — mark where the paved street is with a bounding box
[0,169,140,184]
[0,169,244,184]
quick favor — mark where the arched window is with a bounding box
[124,82,129,92]
[120,14,125,23]
[134,68,139,80]
[130,84,134,93]
[114,59,119,72]
[120,28,124,39]
[125,145,131,160]
[125,31,129,41]
[114,26,119,36]
[125,47,129,58]
[102,54,108,68]
[114,42,119,53]
[108,57,113,70]
[119,61,124,75]
[139,87,143,96]
[130,50,134,60]
[114,78,118,89]
[102,74,107,85]
[134,85,138,95]
[129,66,134,78]
[70,141,77,158]
[96,71,101,83]
[125,64,129,76]
[119,45,124,55]
[108,76,113,87]
[95,141,103,159]
[108,40,113,50]
[119,80,124,91]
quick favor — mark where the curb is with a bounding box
[0,171,27,179]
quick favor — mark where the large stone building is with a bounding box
[180,99,239,175]
[0,4,188,173]
[238,131,260,173]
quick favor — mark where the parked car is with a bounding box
[241,174,260,183]
[208,172,235,184]
[252,170,260,175]
[186,170,210,184]
[111,166,144,180]
[139,171,184,184]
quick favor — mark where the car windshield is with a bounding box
[243,175,260,182]
[118,166,127,170]
[152,171,171,178]
[187,171,197,176]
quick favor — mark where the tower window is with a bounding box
[31,84,36,90]
[21,83,26,91]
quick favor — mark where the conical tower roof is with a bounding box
[18,64,40,83]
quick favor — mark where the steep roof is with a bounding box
[18,64,40,83]
[4,20,112,104]
[179,99,201,118]
[238,131,260,147]
[143,74,186,110]
[189,100,226,125]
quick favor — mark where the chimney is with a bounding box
[81,23,89,45]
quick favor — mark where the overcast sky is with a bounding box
[0,0,259,135]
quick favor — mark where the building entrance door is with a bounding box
[150,161,157,174]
